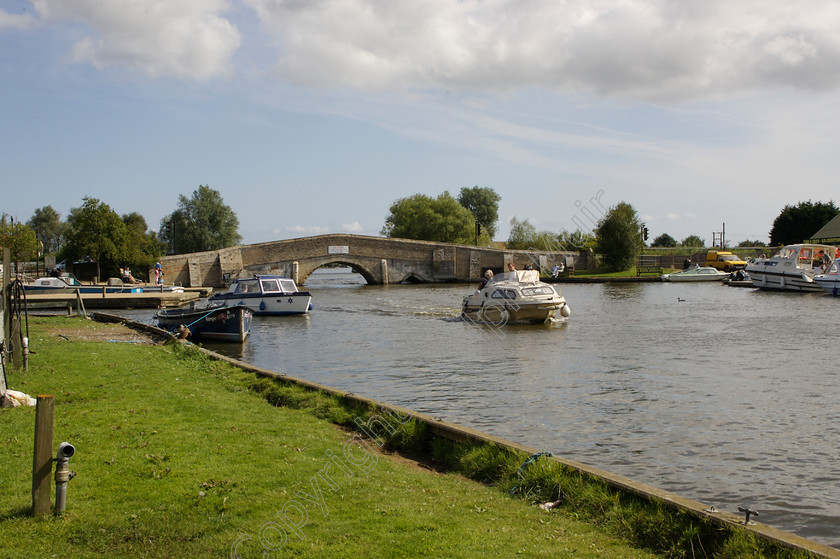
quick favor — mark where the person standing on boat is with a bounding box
[817,250,831,272]
[478,269,493,291]
[154,262,163,285]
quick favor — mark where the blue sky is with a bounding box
[2,0,839,246]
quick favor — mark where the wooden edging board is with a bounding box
[92,312,840,559]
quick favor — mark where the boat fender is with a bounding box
[308,303,313,311]
[259,301,267,311]
[559,304,571,318]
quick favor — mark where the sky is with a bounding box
[2,0,839,247]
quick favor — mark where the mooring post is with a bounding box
[32,394,55,516]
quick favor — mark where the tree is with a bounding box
[651,233,677,248]
[63,197,129,280]
[0,216,39,272]
[506,217,538,250]
[382,192,476,244]
[27,205,66,254]
[557,229,596,251]
[123,212,166,273]
[595,202,643,272]
[680,235,705,247]
[160,185,242,254]
[769,200,839,246]
[736,239,767,247]
[457,186,501,239]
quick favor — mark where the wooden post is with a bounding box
[2,244,10,363]
[75,289,87,318]
[32,395,54,516]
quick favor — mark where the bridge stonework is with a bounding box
[158,234,577,287]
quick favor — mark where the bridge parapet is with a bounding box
[158,234,578,288]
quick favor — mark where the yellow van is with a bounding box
[705,251,747,272]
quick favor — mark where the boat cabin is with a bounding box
[228,276,300,295]
[769,244,835,271]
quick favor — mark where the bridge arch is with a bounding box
[297,257,379,285]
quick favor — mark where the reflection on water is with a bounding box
[124,268,840,548]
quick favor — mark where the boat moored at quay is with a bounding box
[155,304,252,342]
[814,259,840,296]
[745,244,836,292]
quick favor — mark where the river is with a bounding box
[123,268,840,548]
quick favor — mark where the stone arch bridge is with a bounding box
[158,234,579,288]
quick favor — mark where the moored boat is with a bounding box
[461,269,570,324]
[814,259,840,296]
[661,264,728,282]
[23,274,143,294]
[155,304,252,342]
[746,244,836,292]
[208,275,312,315]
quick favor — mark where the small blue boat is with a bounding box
[155,305,252,342]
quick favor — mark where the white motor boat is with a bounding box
[661,264,728,282]
[746,244,836,292]
[814,259,840,296]
[461,270,570,324]
[23,274,143,294]
[209,275,312,315]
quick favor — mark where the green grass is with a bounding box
[556,267,642,278]
[0,317,818,558]
[1,317,659,558]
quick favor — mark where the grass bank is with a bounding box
[0,317,819,558]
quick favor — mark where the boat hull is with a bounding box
[814,276,840,296]
[462,301,564,324]
[156,306,252,342]
[745,269,822,292]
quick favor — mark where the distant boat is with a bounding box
[209,276,312,315]
[23,274,143,294]
[661,264,729,282]
[155,305,252,342]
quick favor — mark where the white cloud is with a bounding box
[32,0,240,79]
[245,0,840,100]
[342,220,363,233]
[283,225,330,235]
[0,7,35,30]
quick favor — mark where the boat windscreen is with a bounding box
[233,280,260,294]
[260,279,281,293]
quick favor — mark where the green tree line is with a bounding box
[1,185,240,281]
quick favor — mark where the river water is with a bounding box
[124,268,840,548]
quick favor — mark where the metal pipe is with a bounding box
[54,442,76,515]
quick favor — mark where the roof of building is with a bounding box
[809,212,840,243]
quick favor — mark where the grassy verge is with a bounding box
[1,317,658,558]
[0,317,816,558]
